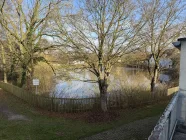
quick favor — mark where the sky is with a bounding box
[17,0,186,44]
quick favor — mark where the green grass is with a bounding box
[0,91,168,140]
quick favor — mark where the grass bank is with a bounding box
[0,90,168,140]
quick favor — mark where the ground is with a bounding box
[0,88,168,140]
[82,116,159,140]
[0,89,29,121]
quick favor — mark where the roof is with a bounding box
[173,37,186,50]
[178,38,186,41]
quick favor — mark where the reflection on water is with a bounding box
[52,71,98,98]
[51,67,171,98]
[53,80,97,98]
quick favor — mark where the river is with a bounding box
[50,67,171,98]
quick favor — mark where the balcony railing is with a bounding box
[148,92,179,140]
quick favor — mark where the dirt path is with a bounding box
[0,88,30,121]
[81,116,159,140]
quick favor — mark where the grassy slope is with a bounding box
[0,91,168,140]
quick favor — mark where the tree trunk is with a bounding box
[150,77,155,95]
[98,79,108,112]
[3,66,7,83]
[20,64,27,87]
[27,59,35,91]
[9,57,17,84]
[1,45,7,83]
[151,65,159,96]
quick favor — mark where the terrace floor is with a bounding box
[173,124,186,140]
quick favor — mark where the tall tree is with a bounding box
[138,0,186,95]
[55,0,145,112]
[0,0,60,87]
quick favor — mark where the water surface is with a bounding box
[52,67,170,98]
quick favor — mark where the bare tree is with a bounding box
[54,0,145,112]
[138,0,186,95]
[0,0,61,87]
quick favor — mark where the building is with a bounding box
[149,38,186,140]
[148,55,173,69]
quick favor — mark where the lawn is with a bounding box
[0,90,168,140]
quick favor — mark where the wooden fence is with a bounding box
[0,82,178,113]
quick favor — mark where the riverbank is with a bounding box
[0,88,168,140]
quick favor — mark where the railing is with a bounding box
[0,82,176,113]
[148,92,179,140]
